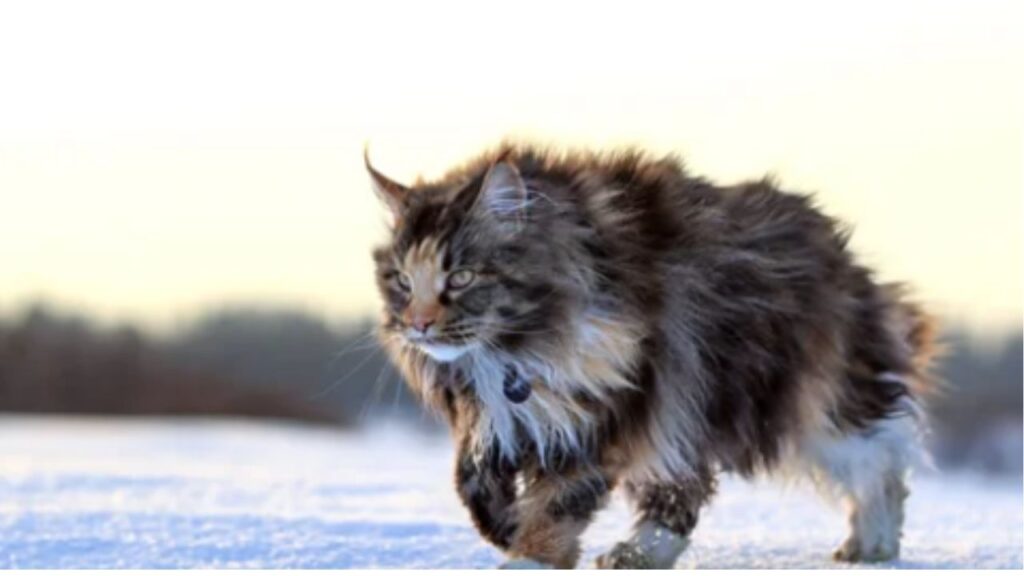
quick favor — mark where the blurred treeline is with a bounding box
[0,304,418,429]
[0,303,1020,475]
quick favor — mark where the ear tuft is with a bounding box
[364,145,409,217]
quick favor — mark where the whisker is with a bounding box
[326,328,381,369]
[358,352,403,422]
[311,339,390,400]
[443,321,561,337]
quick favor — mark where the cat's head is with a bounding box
[367,149,562,364]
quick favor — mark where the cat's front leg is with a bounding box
[454,443,519,551]
[500,467,613,569]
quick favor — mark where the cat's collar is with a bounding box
[503,364,532,404]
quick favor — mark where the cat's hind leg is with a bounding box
[799,399,923,563]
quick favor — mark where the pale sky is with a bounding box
[0,0,1020,336]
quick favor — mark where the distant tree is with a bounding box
[0,304,341,424]
[164,306,420,424]
[927,329,1023,472]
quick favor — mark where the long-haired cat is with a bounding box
[366,142,937,568]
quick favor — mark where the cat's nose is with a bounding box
[404,303,442,335]
[410,317,435,334]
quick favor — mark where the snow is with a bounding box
[0,416,1020,569]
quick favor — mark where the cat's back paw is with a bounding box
[594,542,656,569]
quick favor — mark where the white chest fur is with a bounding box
[461,312,644,465]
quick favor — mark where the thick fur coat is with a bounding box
[367,143,937,568]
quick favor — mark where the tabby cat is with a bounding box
[366,142,937,568]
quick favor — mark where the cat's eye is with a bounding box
[395,273,412,291]
[447,269,476,290]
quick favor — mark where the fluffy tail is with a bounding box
[882,284,943,399]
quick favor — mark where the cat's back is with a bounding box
[546,148,851,280]
[467,143,853,291]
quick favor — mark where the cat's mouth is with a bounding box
[408,336,476,363]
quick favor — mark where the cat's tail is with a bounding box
[883,283,943,400]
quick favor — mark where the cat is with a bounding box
[366,142,938,568]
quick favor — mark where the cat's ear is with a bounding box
[476,161,529,232]
[364,147,410,218]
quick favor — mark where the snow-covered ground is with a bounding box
[0,416,1020,569]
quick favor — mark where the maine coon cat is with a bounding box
[366,142,937,568]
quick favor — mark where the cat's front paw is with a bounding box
[595,542,656,569]
[499,558,555,569]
